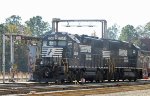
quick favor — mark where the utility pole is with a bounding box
[2,34,5,83]
[10,34,15,82]
[10,35,14,66]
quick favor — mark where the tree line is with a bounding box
[107,22,150,46]
[0,15,51,72]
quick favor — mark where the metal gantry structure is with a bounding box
[52,18,108,39]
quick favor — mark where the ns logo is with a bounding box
[46,49,53,57]
[45,48,63,57]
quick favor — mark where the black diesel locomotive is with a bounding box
[33,31,143,83]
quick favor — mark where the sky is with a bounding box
[0,0,150,37]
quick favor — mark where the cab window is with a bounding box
[43,41,47,46]
[48,41,57,46]
[58,41,66,46]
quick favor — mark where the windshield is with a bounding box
[48,41,57,46]
[58,41,66,46]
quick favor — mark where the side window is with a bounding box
[43,41,47,46]
[58,41,66,46]
[48,41,56,46]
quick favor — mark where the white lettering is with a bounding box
[58,36,66,40]
[80,45,91,53]
[48,37,54,40]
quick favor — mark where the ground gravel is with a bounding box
[87,89,150,96]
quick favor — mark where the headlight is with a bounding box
[40,61,43,65]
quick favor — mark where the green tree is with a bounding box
[4,15,32,72]
[5,15,32,35]
[5,15,23,34]
[107,24,120,40]
[135,25,146,38]
[144,22,150,38]
[5,15,32,41]
[0,23,7,34]
[6,15,22,26]
[145,22,150,31]
[25,16,51,36]
[119,25,139,45]
[0,24,7,48]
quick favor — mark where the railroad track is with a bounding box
[34,84,150,96]
[1,79,150,95]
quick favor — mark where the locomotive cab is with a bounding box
[33,32,79,82]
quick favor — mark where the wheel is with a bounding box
[122,79,125,82]
[68,71,76,83]
[80,71,86,84]
[108,79,111,82]
[61,79,65,84]
[134,78,137,82]
[95,71,100,82]
[96,70,103,83]
[128,78,131,82]
[117,79,119,82]
[76,72,81,82]
[90,79,93,83]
